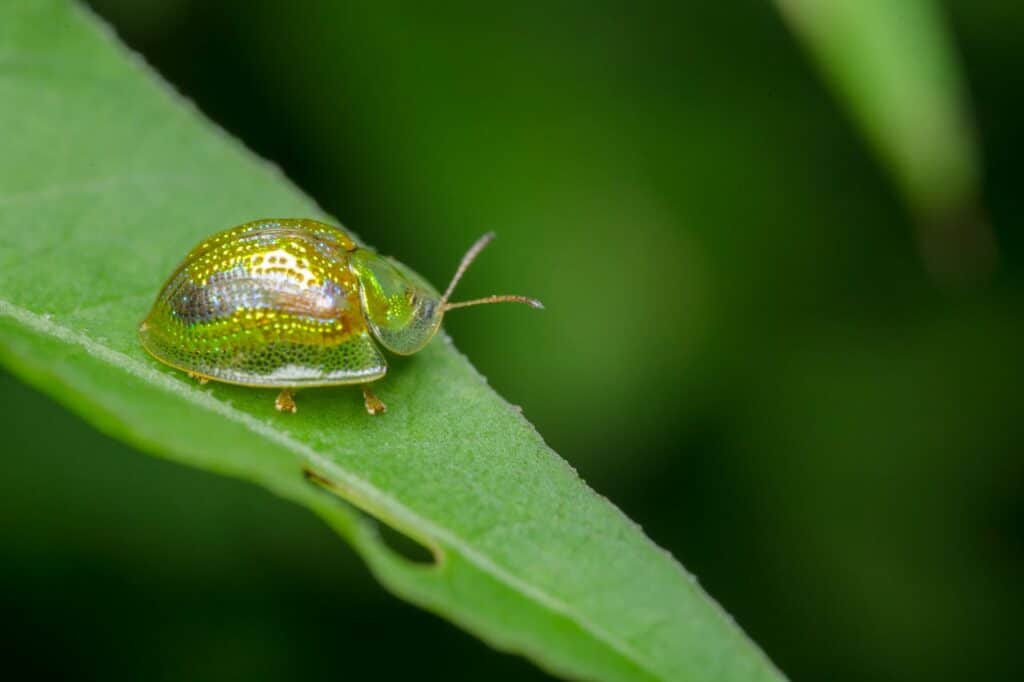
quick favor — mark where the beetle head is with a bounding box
[352,233,542,355]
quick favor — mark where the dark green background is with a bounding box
[3,1,1021,680]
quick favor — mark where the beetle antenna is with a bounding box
[443,295,544,311]
[441,232,494,304]
[440,232,543,312]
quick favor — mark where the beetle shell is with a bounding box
[140,218,406,387]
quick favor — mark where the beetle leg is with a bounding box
[362,385,387,415]
[186,371,209,385]
[275,388,297,413]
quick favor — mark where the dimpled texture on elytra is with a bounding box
[139,218,388,386]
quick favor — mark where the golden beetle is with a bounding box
[139,219,541,414]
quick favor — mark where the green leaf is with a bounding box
[775,0,994,284]
[0,3,783,681]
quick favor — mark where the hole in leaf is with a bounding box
[303,468,438,566]
[373,518,436,565]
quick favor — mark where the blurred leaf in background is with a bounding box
[3,0,1023,680]
[776,0,995,285]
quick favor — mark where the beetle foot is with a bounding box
[362,385,387,415]
[275,388,297,413]
[187,371,209,385]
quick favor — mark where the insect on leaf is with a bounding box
[0,3,785,681]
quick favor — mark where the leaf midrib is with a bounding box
[0,297,663,681]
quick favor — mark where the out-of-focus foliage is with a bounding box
[776,0,995,284]
[3,0,1023,680]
